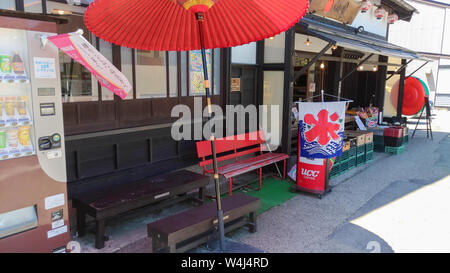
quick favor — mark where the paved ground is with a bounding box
[232,108,450,253]
[74,109,450,253]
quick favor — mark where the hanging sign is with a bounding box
[309,0,361,24]
[298,101,347,158]
[47,31,131,100]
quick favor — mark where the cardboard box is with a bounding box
[343,141,351,151]
[365,131,373,143]
[345,131,365,146]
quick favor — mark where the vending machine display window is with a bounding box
[0,206,38,239]
[0,28,35,161]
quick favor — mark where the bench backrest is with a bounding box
[196,130,266,167]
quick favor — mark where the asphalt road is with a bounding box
[233,109,450,253]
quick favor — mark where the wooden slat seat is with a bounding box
[196,130,289,195]
[218,152,289,178]
[147,194,260,253]
[72,170,209,249]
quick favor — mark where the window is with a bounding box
[168,51,178,97]
[264,32,285,63]
[0,0,15,10]
[24,0,42,13]
[121,47,134,100]
[61,34,97,103]
[99,40,114,101]
[135,50,167,99]
[232,42,256,65]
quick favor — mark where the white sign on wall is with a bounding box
[34,57,56,79]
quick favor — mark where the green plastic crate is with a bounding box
[339,159,349,172]
[356,153,365,166]
[385,145,405,155]
[357,145,365,155]
[348,156,356,169]
[366,151,374,162]
[365,142,374,152]
[403,135,409,144]
[330,164,341,178]
[374,135,384,145]
[374,143,385,152]
[348,146,357,157]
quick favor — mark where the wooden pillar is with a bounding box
[396,59,407,118]
[376,55,388,112]
[281,28,295,160]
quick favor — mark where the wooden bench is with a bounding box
[196,130,289,196]
[72,170,209,249]
[147,194,260,253]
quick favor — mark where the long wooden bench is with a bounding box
[196,130,289,196]
[147,194,260,253]
[72,170,209,249]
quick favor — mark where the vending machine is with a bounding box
[0,16,69,252]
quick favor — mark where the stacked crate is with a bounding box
[384,126,405,154]
[346,131,374,166]
[368,127,385,152]
[330,131,374,179]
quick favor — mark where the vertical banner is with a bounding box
[298,101,347,158]
[47,32,131,99]
[190,50,212,94]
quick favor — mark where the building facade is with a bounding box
[389,0,450,107]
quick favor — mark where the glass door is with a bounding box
[0,28,35,161]
[262,70,284,150]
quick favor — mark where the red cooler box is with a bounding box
[293,157,332,199]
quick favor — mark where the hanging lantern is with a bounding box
[387,13,399,24]
[361,0,372,13]
[374,7,386,20]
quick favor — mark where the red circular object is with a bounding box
[390,77,426,115]
[84,0,309,51]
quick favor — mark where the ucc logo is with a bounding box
[301,168,320,178]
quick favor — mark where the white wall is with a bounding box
[351,5,388,37]
[389,1,446,54]
[295,33,333,54]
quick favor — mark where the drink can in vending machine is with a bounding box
[0,130,6,149]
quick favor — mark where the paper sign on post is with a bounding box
[355,116,367,131]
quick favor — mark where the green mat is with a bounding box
[231,178,297,215]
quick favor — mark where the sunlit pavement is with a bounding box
[233,109,450,253]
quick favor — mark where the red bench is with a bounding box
[196,130,289,196]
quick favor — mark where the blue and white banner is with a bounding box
[298,101,347,158]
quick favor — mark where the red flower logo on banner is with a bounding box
[304,109,340,146]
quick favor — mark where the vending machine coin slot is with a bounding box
[39,103,55,116]
[38,136,52,151]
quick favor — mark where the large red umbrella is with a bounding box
[85,0,309,252]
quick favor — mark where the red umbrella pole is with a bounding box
[196,12,225,252]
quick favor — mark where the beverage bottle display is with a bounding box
[0,54,11,73]
[16,96,27,116]
[12,51,24,75]
[4,97,16,117]
[6,128,18,148]
[0,97,3,118]
[0,130,6,149]
[18,126,30,146]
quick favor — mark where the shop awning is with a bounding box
[299,17,424,61]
